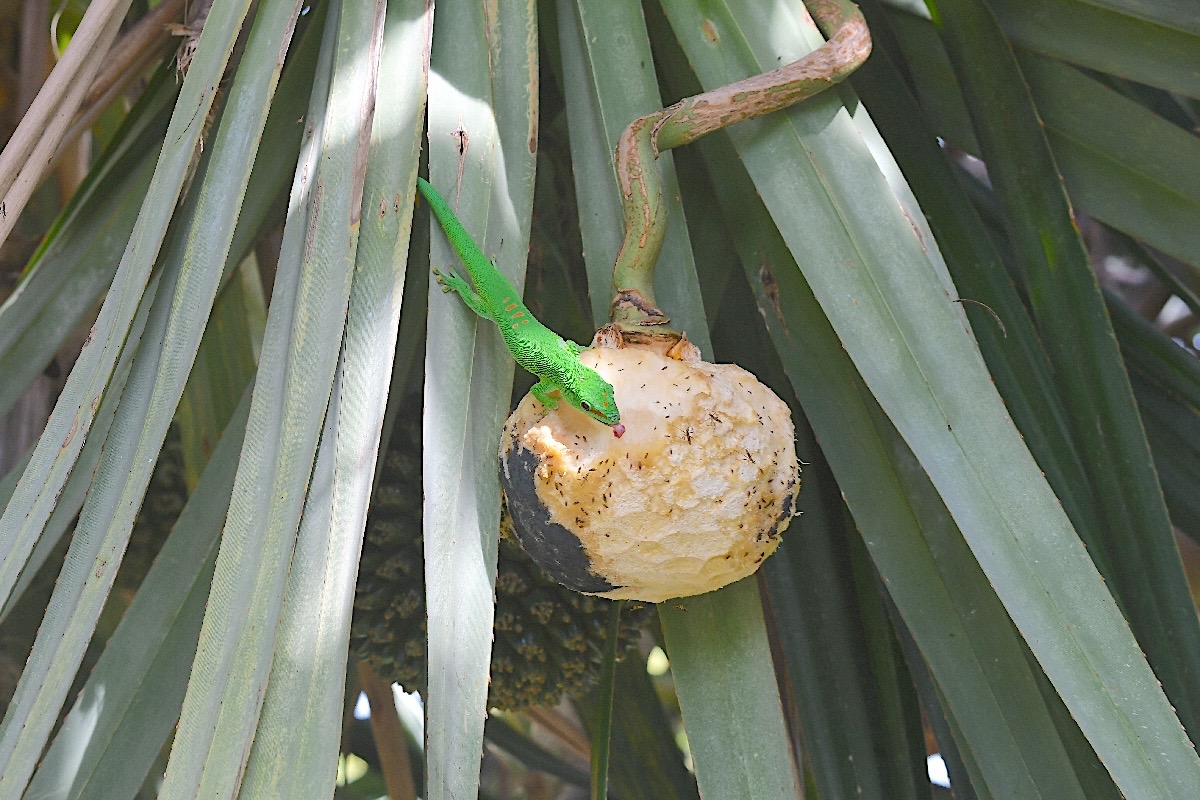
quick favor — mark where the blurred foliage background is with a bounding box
[0,0,1196,798]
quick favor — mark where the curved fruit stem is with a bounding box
[609,0,872,330]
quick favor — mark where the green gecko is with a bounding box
[417,177,625,437]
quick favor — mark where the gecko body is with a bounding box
[417,177,624,437]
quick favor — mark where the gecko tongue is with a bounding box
[612,423,626,438]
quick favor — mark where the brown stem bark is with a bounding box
[609,0,871,331]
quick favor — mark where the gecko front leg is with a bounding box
[529,377,561,410]
[433,267,491,319]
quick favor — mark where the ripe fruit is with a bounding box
[501,335,799,603]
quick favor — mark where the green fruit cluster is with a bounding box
[351,396,651,710]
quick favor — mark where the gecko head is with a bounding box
[568,369,624,437]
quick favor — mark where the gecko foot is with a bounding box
[530,379,561,410]
[432,266,469,295]
[432,267,453,293]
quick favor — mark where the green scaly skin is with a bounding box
[417,177,624,436]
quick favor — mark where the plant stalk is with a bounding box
[609,0,871,330]
[590,601,623,800]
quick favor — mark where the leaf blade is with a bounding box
[660,0,1200,795]
[0,0,254,622]
[679,108,1094,797]
[238,0,426,791]
[24,396,247,800]
[928,0,1200,755]
[158,0,376,790]
[421,0,538,797]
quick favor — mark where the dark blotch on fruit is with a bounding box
[767,479,799,539]
[500,446,618,595]
[779,482,796,521]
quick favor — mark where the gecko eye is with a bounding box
[580,400,593,412]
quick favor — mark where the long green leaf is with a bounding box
[669,117,926,799]
[847,9,1125,792]
[24,395,248,800]
[24,268,265,797]
[1019,51,1200,270]
[176,260,264,487]
[0,296,142,621]
[679,105,1096,797]
[1110,297,1200,542]
[0,261,169,798]
[0,0,308,791]
[658,583,799,799]
[576,653,698,800]
[854,0,1108,570]
[876,5,979,150]
[0,0,251,620]
[880,5,1200,273]
[158,0,372,790]
[588,603,620,800]
[1136,375,1200,544]
[928,0,1200,747]
[766,417,929,799]
[1071,0,1200,36]
[374,197,431,470]
[842,523,931,800]
[239,0,422,792]
[661,0,1200,795]
[1109,291,1200,412]
[961,154,1200,589]
[988,0,1200,99]
[884,2,1200,99]
[889,607,983,799]
[421,0,537,797]
[4,16,313,618]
